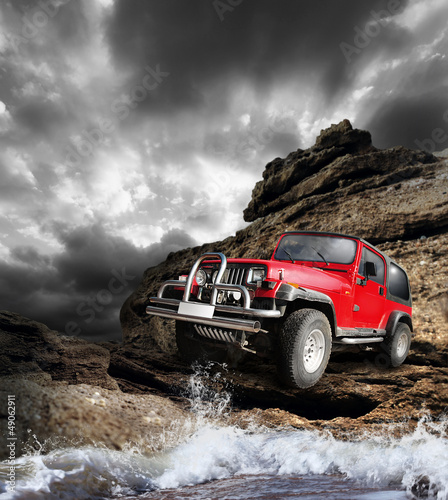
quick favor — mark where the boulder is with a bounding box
[243,120,439,222]
[0,311,117,389]
[0,312,190,460]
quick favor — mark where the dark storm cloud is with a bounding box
[31,162,60,193]
[2,1,114,148]
[14,99,69,138]
[200,108,300,169]
[0,155,40,204]
[2,0,447,342]
[8,0,90,46]
[11,246,51,267]
[0,224,196,341]
[160,227,198,249]
[107,0,405,116]
[264,131,301,160]
[367,90,448,150]
[104,0,448,157]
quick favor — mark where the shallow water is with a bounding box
[1,369,448,499]
[138,473,409,499]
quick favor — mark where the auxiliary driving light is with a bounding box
[195,269,207,286]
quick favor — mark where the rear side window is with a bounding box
[389,263,410,301]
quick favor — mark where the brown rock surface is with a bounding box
[0,312,191,460]
[0,311,118,389]
[243,120,439,226]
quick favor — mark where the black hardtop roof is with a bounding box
[279,231,402,270]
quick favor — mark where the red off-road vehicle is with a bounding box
[146,231,412,388]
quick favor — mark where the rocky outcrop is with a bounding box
[0,311,118,389]
[3,308,447,462]
[2,307,448,460]
[0,312,190,460]
[243,119,440,226]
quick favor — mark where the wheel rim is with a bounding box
[303,329,326,373]
[396,332,409,358]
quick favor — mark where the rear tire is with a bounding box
[175,321,228,365]
[278,309,332,389]
[383,322,411,367]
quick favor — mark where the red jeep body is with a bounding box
[147,231,412,388]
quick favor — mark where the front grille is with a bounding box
[194,324,236,343]
[222,266,247,285]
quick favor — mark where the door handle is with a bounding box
[379,287,384,296]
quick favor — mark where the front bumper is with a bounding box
[146,252,281,333]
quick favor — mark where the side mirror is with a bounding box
[365,261,377,278]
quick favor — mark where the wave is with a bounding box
[1,417,447,499]
[1,368,447,499]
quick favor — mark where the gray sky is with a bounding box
[1,0,447,340]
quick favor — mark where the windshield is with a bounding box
[274,234,358,265]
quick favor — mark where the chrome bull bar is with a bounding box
[146,252,281,333]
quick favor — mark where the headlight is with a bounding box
[248,267,266,284]
[195,269,207,286]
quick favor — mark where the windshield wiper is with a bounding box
[311,246,329,266]
[283,248,295,264]
[276,243,295,264]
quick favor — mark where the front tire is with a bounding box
[383,322,411,367]
[278,309,332,389]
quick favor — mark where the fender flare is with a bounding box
[276,283,337,333]
[386,310,413,335]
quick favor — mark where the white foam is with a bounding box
[1,418,447,499]
[152,418,448,498]
[1,368,447,499]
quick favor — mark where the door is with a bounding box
[353,246,386,328]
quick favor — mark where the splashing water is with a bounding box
[1,367,448,499]
[185,362,233,419]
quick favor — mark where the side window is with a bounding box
[389,263,410,301]
[359,247,385,285]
